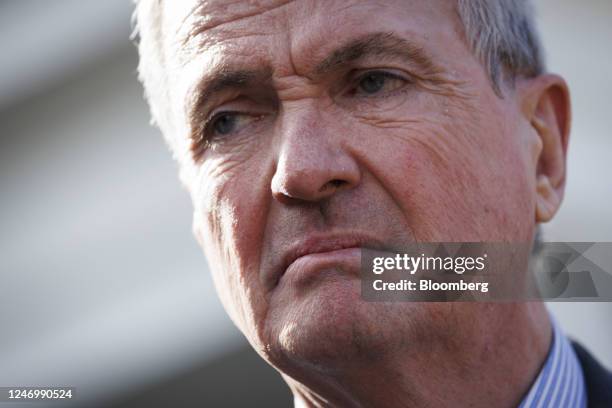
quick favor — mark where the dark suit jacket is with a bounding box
[572,341,612,408]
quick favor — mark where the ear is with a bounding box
[519,74,571,223]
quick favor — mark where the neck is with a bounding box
[284,303,552,408]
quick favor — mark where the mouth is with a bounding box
[271,233,387,289]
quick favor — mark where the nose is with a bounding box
[271,110,361,204]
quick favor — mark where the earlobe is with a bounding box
[535,174,561,222]
[532,115,563,222]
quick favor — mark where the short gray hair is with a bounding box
[457,0,545,94]
[132,0,545,134]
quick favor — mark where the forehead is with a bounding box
[161,0,463,70]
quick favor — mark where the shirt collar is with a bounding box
[519,317,587,408]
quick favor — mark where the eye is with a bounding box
[207,112,260,138]
[353,70,411,97]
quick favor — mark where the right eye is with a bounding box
[207,112,254,137]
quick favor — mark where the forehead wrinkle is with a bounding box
[179,0,294,49]
[174,1,205,41]
[185,28,453,127]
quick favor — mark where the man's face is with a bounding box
[159,0,541,371]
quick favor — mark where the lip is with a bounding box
[270,233,387,289]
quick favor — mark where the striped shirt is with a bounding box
[519,319,587,408]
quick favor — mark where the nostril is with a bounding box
[319,179,345,193]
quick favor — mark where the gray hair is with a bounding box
[457,0,545,94]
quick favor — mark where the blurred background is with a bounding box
[0,0,610,407]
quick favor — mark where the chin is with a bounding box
[262,275,428,373]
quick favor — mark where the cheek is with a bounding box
[191,153,273,339]
[354,99,535,242]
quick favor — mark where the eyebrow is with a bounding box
[187,32,442,133]
[314,32,441,76]
[194,68,273,103]
[187,67,272,131]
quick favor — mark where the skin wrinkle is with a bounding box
[174,0,204,40]
[197,162,271,342]
[214,29,277,45]
[316,32,439,76]
[221,175,272,345]
[187,66,272,144]
[259,154,286,295]
[348,135,419,243]
[185,30,473,161]
[291,306,462,408]
[284,4,299,79]
[219,198,261,333]
[347,93,482,243]
[180,0,295,49]
[194,110,273,162]
[353,114,423,129]
[201,133,255,177]
[139,1,571,407]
